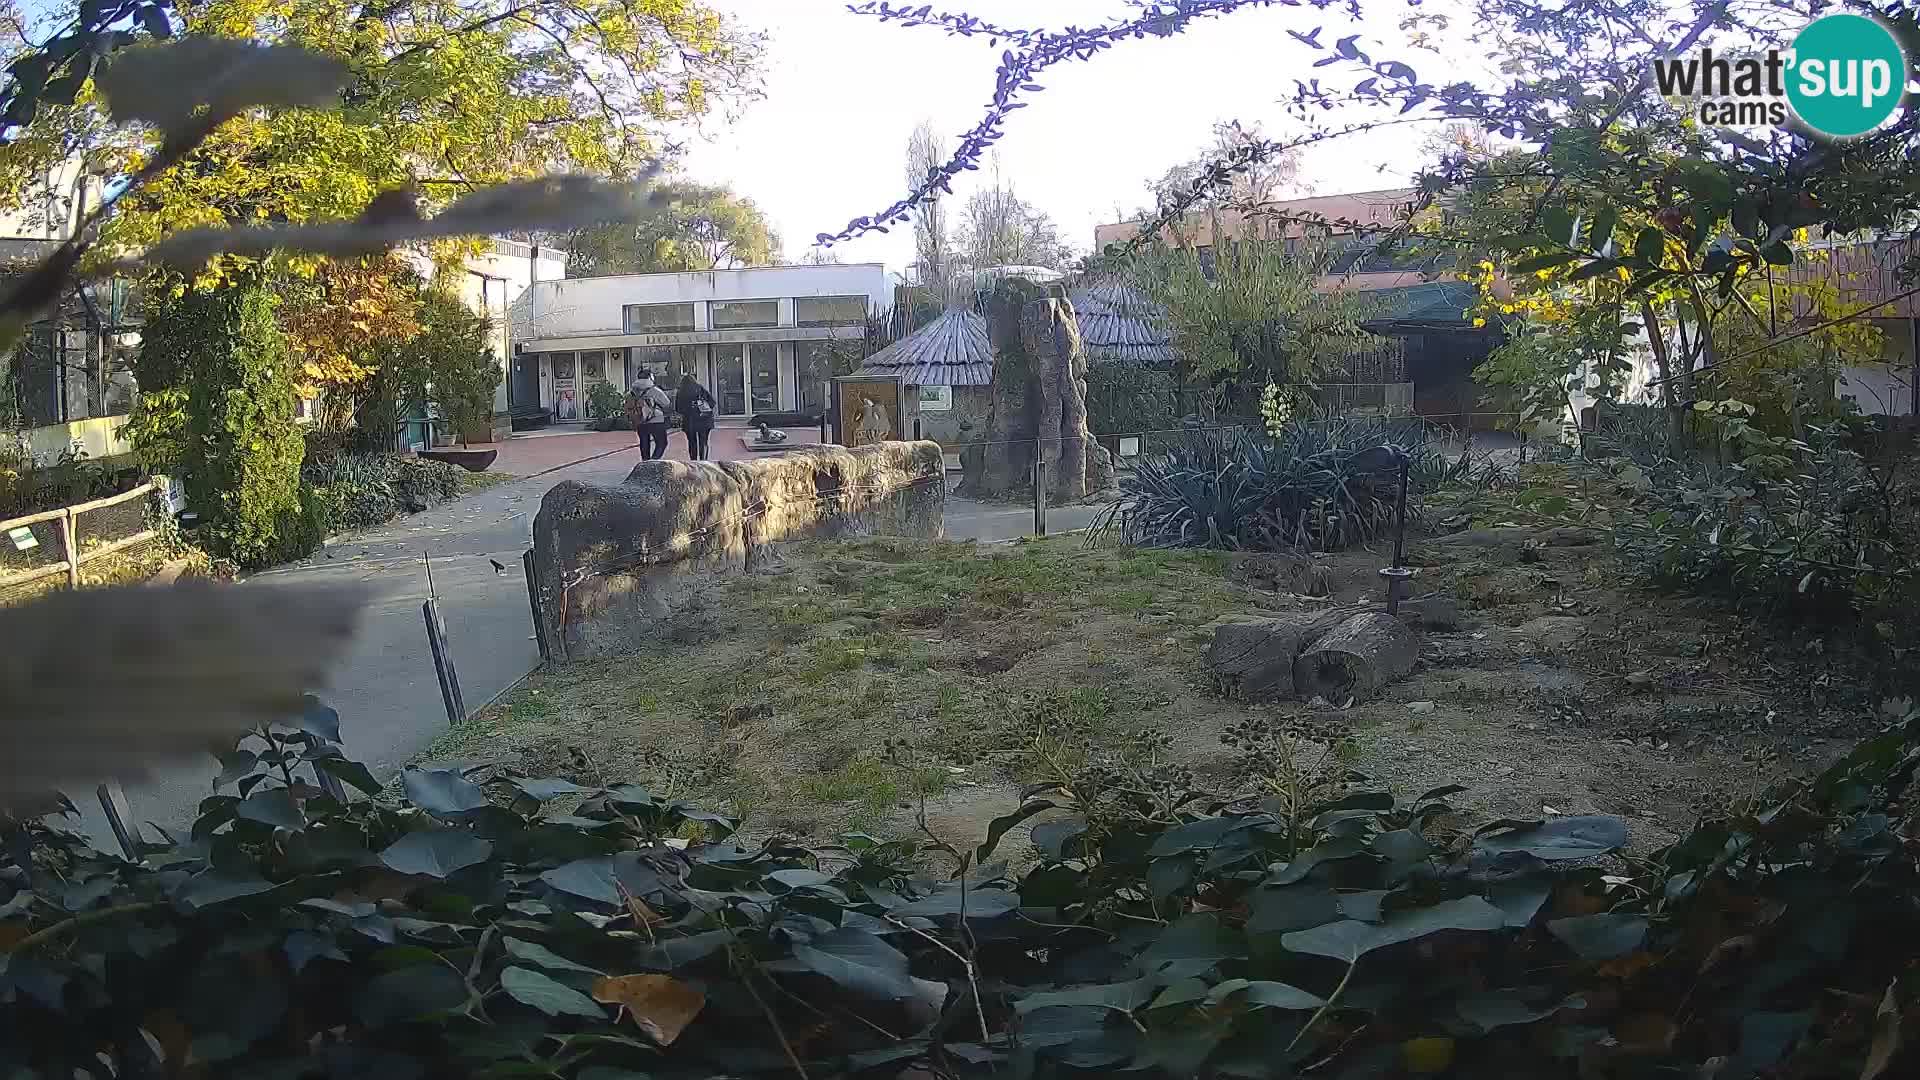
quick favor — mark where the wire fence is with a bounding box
[0,478,169,602]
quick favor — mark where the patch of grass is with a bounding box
[794,757,952,825]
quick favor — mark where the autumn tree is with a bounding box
[566,181,777,275]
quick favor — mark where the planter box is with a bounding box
[461,423,495,445]
[418,448,498,473]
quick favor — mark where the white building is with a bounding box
[404,239,566,419]
[509,263,891,423]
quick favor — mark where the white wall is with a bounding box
[0,158,103,240]
[404,240,567,415]
[514,263,891,342]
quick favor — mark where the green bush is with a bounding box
[135,279,306,568]
[300,452,464,532]
[4,697,1915,1078]
[586,380,624,424]
[1086,361,1180,438]
[1093,416,1439,551]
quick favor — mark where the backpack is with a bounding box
[689,395,714,419]
[627,385,668,426]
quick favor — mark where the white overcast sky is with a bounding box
[678,0,1477,271]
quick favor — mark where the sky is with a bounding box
[676,0,1478,274]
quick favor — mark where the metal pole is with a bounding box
[523,549,551,666]
[96,781,138,860]
[1391,453,1410,569]
[1033,435,1048,537]
[424,598,465,725]
[913,416,922,441]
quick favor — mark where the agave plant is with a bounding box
[1092,417,1439,552]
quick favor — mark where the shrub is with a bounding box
[1092,416,1439,551]
[586,380,624,424]
[1086,361,1180,438]
[135,279,306,568]
[300,452,464,532]
[4,697,1915,1078]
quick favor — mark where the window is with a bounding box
[794,341,838,418]
[624,303,696,334]
[709,299,779,329]
[794,295,867,327]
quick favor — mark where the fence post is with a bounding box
[61,508,79,589]
[1032,435,1048,537]
[423,598,467,725]
[523,548,551,666]
[96,781,139,860]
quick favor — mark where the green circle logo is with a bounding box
[1786,14,1908,138]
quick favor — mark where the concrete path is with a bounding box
[76,439,1100,843]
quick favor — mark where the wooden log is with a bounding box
[1207,610,1352,701]
[1292,612,1419,703]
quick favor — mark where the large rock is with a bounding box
[532,441,944,661]
[958,282,1112,501]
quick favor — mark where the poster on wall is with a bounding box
[553,353,578,421]
[832,376,907,449]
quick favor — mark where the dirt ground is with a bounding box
[434,463,1877,857]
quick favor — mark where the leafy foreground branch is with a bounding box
[2,696,1917,1078]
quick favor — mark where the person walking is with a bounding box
[625,368,673,461]
[674,371,718,461]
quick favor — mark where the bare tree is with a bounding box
[905,121,954,296]
[956,158,1074,272]
[1148,118,1302,213]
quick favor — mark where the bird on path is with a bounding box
[489,558,508,575]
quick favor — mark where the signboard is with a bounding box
[7,526,37,552]
[163,475,186,516]
[832,376,907,449]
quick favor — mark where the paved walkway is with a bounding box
[77,431,1098,843]
[488,424,824,475]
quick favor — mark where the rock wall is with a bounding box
[532,441,945,661]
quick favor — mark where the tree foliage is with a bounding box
[1132,238,1379,392]
[954,162,1074,272]
[566,180,778,275]
[276,256,423,429]
[5,688,1918,1078]
[133,276,305,567]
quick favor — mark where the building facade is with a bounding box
[509,264,891,422]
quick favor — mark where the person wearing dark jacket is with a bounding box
[675,373,718,460]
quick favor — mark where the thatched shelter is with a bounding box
[852,306,994,443]
[1068,278,1173,366]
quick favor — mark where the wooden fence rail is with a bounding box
[0,477,166,591]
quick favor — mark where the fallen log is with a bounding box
[1207,611,1350,701]
[1292,612,1419,703]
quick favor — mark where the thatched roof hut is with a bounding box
[853,306,994,386]
[1068,279,1172,365]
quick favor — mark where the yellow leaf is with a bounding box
[591,974,705,1045]
[1402,1036,1454,1074]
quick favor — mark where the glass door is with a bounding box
[714,343,746,416]
[748,343,780,415]
[579,350,610,418]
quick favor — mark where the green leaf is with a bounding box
[174,871,275,911]
[508,776,591,801]
[1541,206,1576,247]
[314,755,382,795]
[1206,978,1325,1010]
[1266,837,1368,885]
[1015,977,1158,1015]
[1568,258,1618,282]
[501,937,604,976]
[1146,855,1195,902]
[298,695,342,742]
[236,788,305,830]
[1739,1010,1812,1068]
[1148,978,1211,1011]
[355,964,472,1027]
[1510,251,1581,274]
[1139,914,1245,975]
[1248,884,1340,934]
[1547,914,1648,962]
[1488,879,1552,927]
[894,886,1019,919]
[1760,241,1793,266]
[379,830,493,879]
[1281,896,1506,960]
[1633,227,1666,265]
[1457,991,1585,1033]
[1146,814,1267,857]
[402,768,488,815]
[974,799,1056,864]
[1472,817,1626,861]
[1031,818,1088,859]
[1588,206,1618,251]
[283,930,346,973]
[539,854,669,907]
[775,928,945,1008]
[500,966,606,1018]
